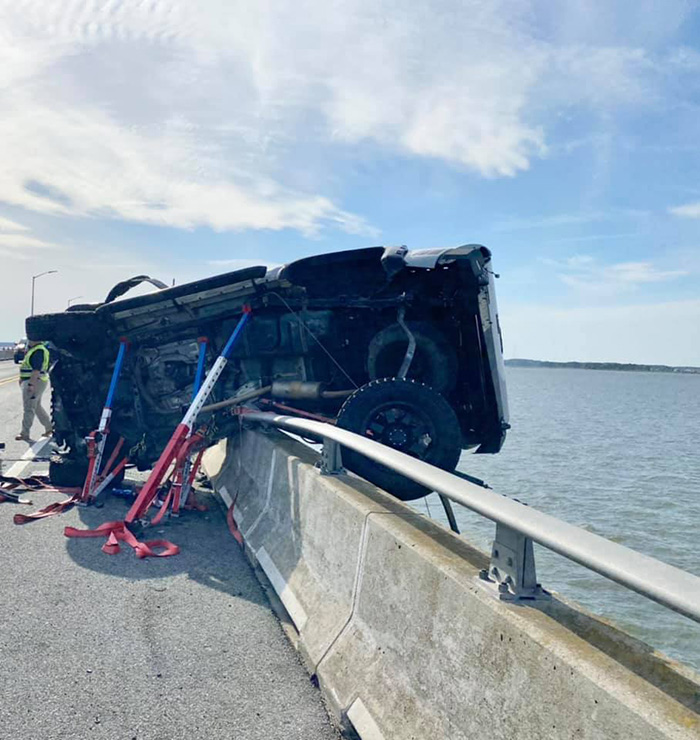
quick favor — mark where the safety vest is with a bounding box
[20,343,50,381]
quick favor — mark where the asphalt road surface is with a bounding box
[0,359,339,740]
[0,358,25,457]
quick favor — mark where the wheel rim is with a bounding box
[361,402,435,459]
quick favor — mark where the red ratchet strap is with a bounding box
[64,521,180,558]
[169,432,205,518]
[150,486,175,526]
[0,492,31,505]
[100,437,124,484]
[80,434,126,504]
[80,430,100,502]
[126,423,190,523]
[179,450,207,513]
[15,437,128,525]
[226,493,243,546]
[1,475,81,523]
[0,475,34,504]
[149,431,204,525]
[1,474,75,495]
[86,436,126,502]
[14,495,80,524]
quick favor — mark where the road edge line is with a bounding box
[5,438,51,478]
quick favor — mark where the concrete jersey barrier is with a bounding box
[204,429,700,740]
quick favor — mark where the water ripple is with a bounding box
[440,367,700,672]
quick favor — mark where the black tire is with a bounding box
[49,358,97,445]
[336,378,462,501]
[367,322,458,394]
[49,454,88,488]
[26,311,105,349]
[50,383,72,449]
[48,435,126,489]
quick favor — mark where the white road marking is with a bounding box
[218,484,233,507]
[256,546,309,631]
[347,698,386,740]
[5,438,51,478]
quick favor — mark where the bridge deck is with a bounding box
[0,361,338,740]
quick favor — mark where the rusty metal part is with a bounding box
[271,381,324,400]
[271,380,353,401]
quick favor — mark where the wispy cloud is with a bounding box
[0,233,58,250]
[495,208,650,233]
[0,216,29,232]
[0,0,688,239]
[494,213,606,231]
[546,232,638,244]
[0,0,380,236]
[493,208,651,234]
[668,202,700,218]
[0,217,60,259]
[542,255,688,294]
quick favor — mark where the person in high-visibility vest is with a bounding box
[15,340,52,441]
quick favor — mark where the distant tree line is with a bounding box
[505,358,700,374]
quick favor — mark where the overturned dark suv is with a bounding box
[27,245,509,500]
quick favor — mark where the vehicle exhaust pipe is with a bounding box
[271,381,353,400]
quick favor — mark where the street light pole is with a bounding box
[31,270,58,316]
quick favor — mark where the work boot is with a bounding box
[15,433,30,441]
[42,429,53,438]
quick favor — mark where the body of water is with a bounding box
[417,366,700,672]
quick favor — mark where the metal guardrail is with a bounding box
[243,411,700,624]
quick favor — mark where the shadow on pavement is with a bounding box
[62,481,269,608]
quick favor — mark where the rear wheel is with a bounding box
[336,378,461,500]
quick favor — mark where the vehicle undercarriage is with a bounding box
[26,245,509,500]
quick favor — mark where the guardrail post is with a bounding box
[319,438,345,475]
[481,523,549,602]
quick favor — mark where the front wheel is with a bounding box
[49,440,127,489]
[335,378,461,501]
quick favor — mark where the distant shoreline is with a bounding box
[505,358,700,374]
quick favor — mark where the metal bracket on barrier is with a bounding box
[479,523,550,602]
[319,439,345,476]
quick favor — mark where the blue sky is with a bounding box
[1,0,700,363]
